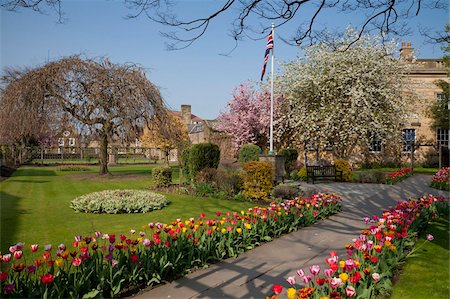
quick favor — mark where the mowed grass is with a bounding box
[0,165,255,253]
[390,208,450,299]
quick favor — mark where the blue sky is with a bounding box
[1,0,447,119]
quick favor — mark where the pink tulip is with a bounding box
[345,258,355,271]
[330,277,342,288]
[286,275,296,285]
[372,273,380,282]
[112,259,119,267]
[2,254,11,262]
[72,257,82,267]
[296,269,305,277]
[324,269,334,277]
[143,238,151,246]
[426,234,434,241]
[130,230,136,234]
[9,246,16,253]
[44,244,52,252]
[13,251,23,259]
[309,264,320,275]
[346,286,356,297]
[58,244,66,251]
[30,244,39,252]
[301,275,312,283]
[74,235,82,242]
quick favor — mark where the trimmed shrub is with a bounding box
[215,169,244,198]
[238,144,261,163]
[58,165,90,172]
[189,143,220,180]
[334,159,352,182]
[242,161,274,201]
[272,184,300,200]
[70,189,169,214]
[279,148,299,173]
[152,166,172,187]
[181,147,191,182]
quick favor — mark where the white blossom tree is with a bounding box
[275,29,414,159]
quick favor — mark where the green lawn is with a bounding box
[0,165,254,253]
[390,208,450,299]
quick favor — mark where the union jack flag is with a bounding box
[261,33,273,81]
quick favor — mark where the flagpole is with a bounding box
[269,23,275,155]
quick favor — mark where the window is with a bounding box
[402,129,416,152]
[437,93,446,101]
[68,138,76,147]
[58,138,64,147]
[437,128,449,148]
[368,132,382,153]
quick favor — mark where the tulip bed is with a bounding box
[267,194,448,299]
[430,167,450,191]
[0,193,341,298]
[385,168,413,185]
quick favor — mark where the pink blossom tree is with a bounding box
[216,82,282,153]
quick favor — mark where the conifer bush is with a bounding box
[238,144,261,163]
[242,161,274,200]
[188,143,220,180]
[334,159,353,181]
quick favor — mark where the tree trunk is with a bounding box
[99,132,109,175]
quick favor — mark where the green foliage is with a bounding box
[238,144,261,163]
[58,165,91,172]
[70,189,170,214]
[152,166,173,187]
[188,143,220,180]
[215,169,243,198]
[428,79,449,130]
[279,148,298,173]
[297,166,307,181]
[354,171,387,183]
[334,159,352,181]
[242,161,274,200]
[271,184,300,200]
[181,147,191,182]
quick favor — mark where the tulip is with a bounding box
[296,269,305,277]
[309,264,320,275]
[13,251,23,260]
[339,272,349,283]
[44,244,52,252]
[324,269,334,277]
[58,244,66,251]
[346,286,356,297]
[426,234,434,241]
[0,272,8,282]
[41,273,54,284]
[72,257,82,267]
[330,277,342,288]
[4,283,14,293]
[372,273,381,282]
[272,284,283,295]
[286,275,296,285]
[8,246,16,253]
[30,244,39,252]
[286,287,297,299]
[112,259,119,267]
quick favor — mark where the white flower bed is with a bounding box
[70,189,169,214]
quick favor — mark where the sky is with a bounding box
[1,0,448,120]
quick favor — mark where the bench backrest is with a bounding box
[306,165,337,176]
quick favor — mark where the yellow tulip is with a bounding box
[221,228,227,233]
[245,223,252,230]
[339,260,346,268]
[182,227,187,233]
[55,258,63,267]
[236,228,242,234]
[339,272,349,282]
[286,288,297,299]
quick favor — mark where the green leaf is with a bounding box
[82,289,101,299]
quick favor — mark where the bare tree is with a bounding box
[0,56,169,174]
[2,0,447,49]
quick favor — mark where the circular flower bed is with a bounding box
[70,189,169,214]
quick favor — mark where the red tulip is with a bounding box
[13,251,22,260]
[72,257,82,267]
[0,272,8,282]
[272,284,283,295]
[30,244,39,252]
[41,273,54,284]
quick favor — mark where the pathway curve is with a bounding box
[134,174,447,299]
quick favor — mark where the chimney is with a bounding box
[400,42,414,62]
[181,104,191,125]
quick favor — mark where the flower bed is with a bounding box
[267,194,448,299]
[70,189,170,214]
[430,167,450,191]
[0,193,341,298]
[385,168,413,184]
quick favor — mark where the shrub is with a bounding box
[431,167,450,191]
[58,165,90,172]
[195,167,218,183]
[215,169,244,198]
[271,184,300,200]
[238,144,261,163]
[279,148,299,173]
[290,170,300,181]
[189,143,220,180]
[354,171,386,184]
[334,159,352,182]
[242,161,274,201]
[152,166,172,187]
[297,166,307,181]
[181,148,191,182]
[70,189,169,214]
[193,182,217,197]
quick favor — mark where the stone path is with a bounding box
[134,174,447,299]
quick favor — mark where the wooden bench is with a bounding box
[306,165,343,184]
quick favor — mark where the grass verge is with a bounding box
[390,208,450,299]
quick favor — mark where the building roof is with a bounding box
[170,111,204,123]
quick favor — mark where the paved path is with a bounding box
[134,174,447,299]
